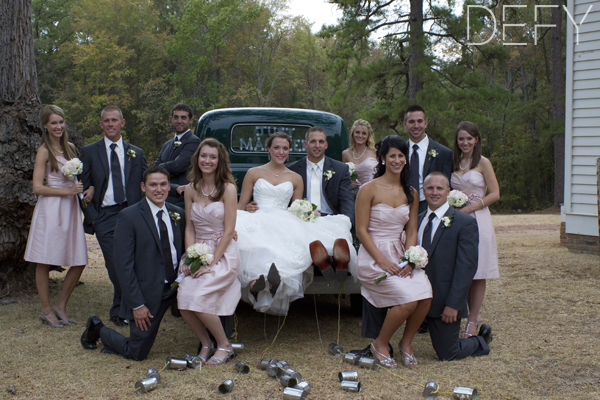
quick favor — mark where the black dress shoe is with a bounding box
[109,316,128,327]
[267,263,281,296]
[478,324,493,345]
[81,315,102,350]
[349,343,393,358]
[171,302,182,318]
[417,321,428,334]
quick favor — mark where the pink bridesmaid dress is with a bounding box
[177,202,241,315]
[357,204,432,308]
[451,170,499,279]
[24,156,88,266]
[355,157,378,185]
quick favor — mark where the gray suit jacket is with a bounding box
[423,138,453,184]
[154,130,201,203]
[113,199,185,320]
[420,206,479,319]
[287,156,355,225]
[79,138,147,234]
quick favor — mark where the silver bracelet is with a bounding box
[480,199,485,208]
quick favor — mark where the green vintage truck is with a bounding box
[195,107,362,313]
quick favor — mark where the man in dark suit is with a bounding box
[79,105,147,326]
[154,103,201,206]
[80,166,185,361]
[404,105,453,214]
[419,172,491,360]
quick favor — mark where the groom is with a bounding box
[419,172,491,360]
[80,166,185,361]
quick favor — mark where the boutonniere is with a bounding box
[169,211,181,225]
[324,170,335,181]
[428,149,438,159]
[174,140,182,147]
[127,148,136,159]
[441,215,454,227]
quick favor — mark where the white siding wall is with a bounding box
[564,0,600,236]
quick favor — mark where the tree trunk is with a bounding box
[0,0,42,289]
[407,0,424,102]
[551,0,565,206]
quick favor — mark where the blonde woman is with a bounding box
[342,119,377,190]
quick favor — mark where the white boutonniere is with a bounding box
[169,211,181,225]
[441,215,454,227]
[174,140,182,147]
[428,149,438,159]
[324,170,335,181]
[127,148,136,159]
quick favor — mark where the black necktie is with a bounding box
[422,213,436,252]
[157,210,176,284]
[110,143,125,205]
[410,144,420,194]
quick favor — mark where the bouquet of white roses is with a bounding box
[61,158,83,179]
[287,199,317,222]
[447,189,469,208]
[346,162,359,181]
[171,243,213,288]
[374,245,429,284]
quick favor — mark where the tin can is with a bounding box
[338,371,358,382]
[340,380,362,393]
[235,361,250,375]
[453,386,478,399]
[423,381,438,399]
[184,354,202,369]
[165,357,187,370]
[134,377,158,394]
[358,356,380,370]
[282,387,307,400]
[218,379,234,395]
[342,352,360,365]
[328,342,344,356]
[146,368,161,383]
[294,381,311,394]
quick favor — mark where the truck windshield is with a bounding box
[231,124,309,154]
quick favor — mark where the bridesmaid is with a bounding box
[24,105,88,327]
[342,119,378,190]
[450,121,500,337]
[356,135,432,367]
[177,138,241,366]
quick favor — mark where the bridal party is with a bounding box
[26,102,497,367]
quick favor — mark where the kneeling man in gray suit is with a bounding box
[420,172,491,361]
[80,166,185,361]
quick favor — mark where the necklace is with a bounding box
[269,166,285,178]
[200,181,216,197]
[352,146,367,160]
[459,158,471,171]
[53,147,64,154]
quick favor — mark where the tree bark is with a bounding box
[0,0,42,289]
[551,0,565,206]
[407,0,424,102]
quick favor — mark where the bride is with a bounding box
[236,132,357,316]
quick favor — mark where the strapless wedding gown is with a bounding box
[236,178,358,315]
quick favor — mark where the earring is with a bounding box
[381,161,385,165]
[268,153,271,161]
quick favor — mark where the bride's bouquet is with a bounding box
[447,189,469,208]
[287,199,317,222]
[374,246,429,284]
[61,158,87,207]
[346,162,358,181]
[171,243,214,288]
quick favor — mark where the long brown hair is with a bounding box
[39,105,77,172]
[188,138,236,201]
[348,119,375,151]
[453,121,482,171]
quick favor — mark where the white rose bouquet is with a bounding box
[171,243,214,288]
[374,245,429,284]
[447,189,469,208]
[61,158,83,179]
[346,162,359,181]
[287,199,317,222]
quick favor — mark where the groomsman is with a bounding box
[80,106,147,326]
[80,166,185,361]
[154,103,201,206]
[404,105,452,214]
[419,172,491,360]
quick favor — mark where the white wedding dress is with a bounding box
[236,178,358,316]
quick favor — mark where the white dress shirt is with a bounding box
[175,129,190,142]
[102,136,127,207]
[418,202,450,246]
[306,158,333,215]
[408,135,429,202]
[146,198,178,280]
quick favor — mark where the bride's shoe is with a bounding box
[198,343,215,363]
[310,240,335,280]
[40,312,64,328]
[460,321,478,338]
[267,263,281,296]
[332,239,350,282]
[370,343,397,368]
[249,275,266,301]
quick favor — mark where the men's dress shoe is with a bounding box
[171,302,182,318]
[332,239,350,282]
[349,343,393,358]
[417,321,428,334]
[109,316,128,327]
[478,324,493,345]
[310,240,335,280]
[81,315,102,350]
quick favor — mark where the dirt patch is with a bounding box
[494,223,560,233]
